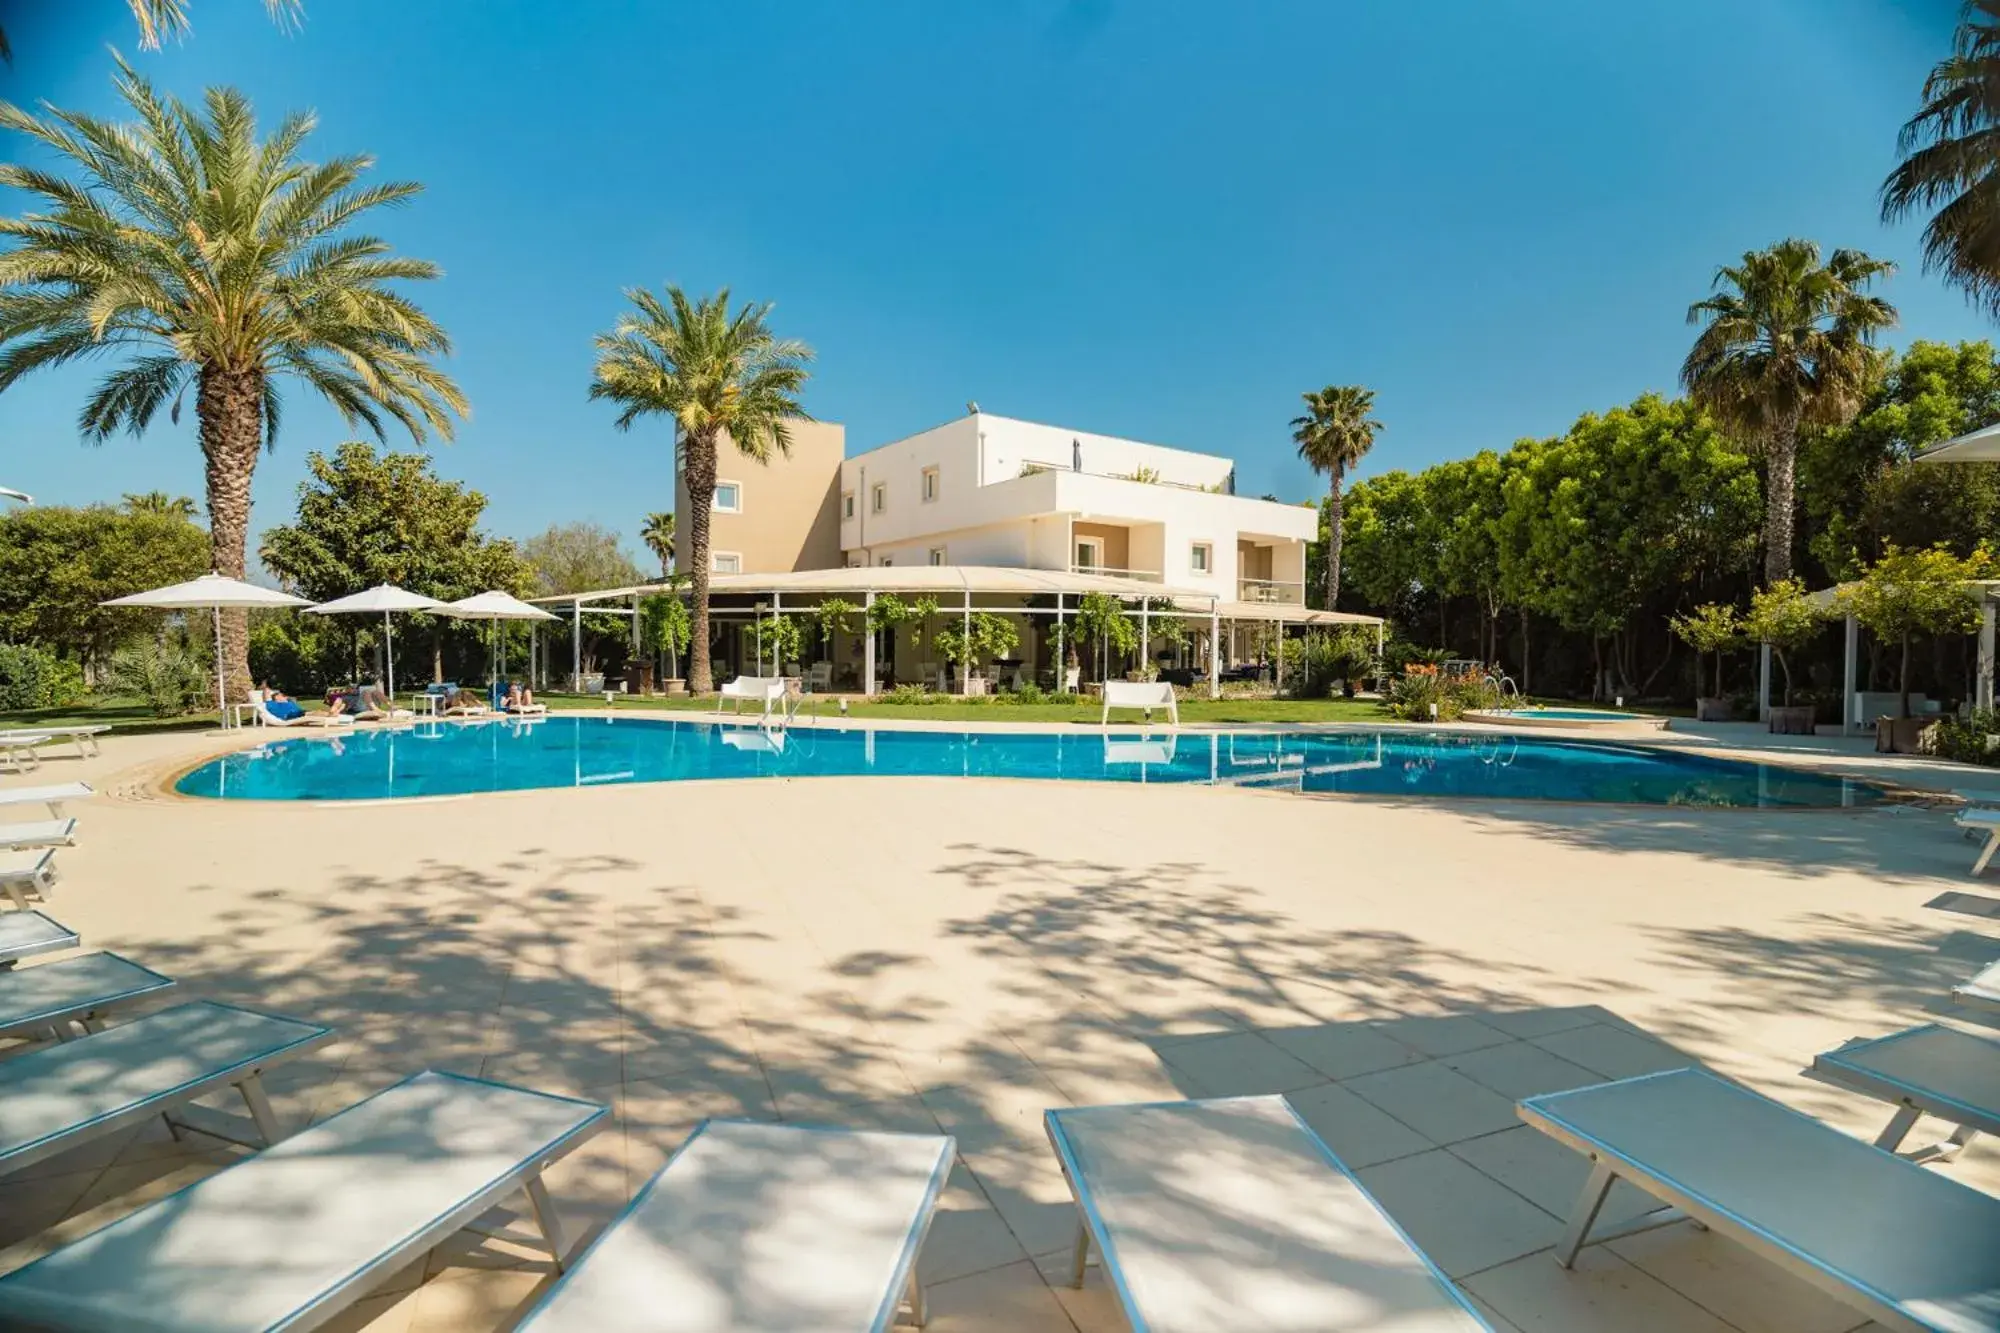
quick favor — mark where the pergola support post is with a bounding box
[1981,597,1997,713]
[1757,643,1771,722]
[1139,596,1150,675]
[571,601,581,694]
[1209,603,1221,700]
[863,591,877,697]
[962,592,972,695]
[1843,614,1861,736]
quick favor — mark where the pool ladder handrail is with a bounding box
[1485,673,1522,710]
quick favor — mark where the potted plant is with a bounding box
[640,590,692,696]
[937,612,1020,696]
[754,614,806,686]
[1838,544,1988,753]
[1741,579,1825,735]
[1669,602,1741,722]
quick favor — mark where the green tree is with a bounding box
[0,61,465,700]
[1741,578,1826,707]
[1682,238,1896,585]
[1292,385,1382,608]
[522,522,643,597]
[1838,545,1989,718]
[1882,2,2000,319]
[589,286,812,694]
[640,511,676,576]
[0,502,209,676]
[1669,603,1741,700]
[122,491,199,520]
[1074,592,1136,682]
[1337,470,1439,631]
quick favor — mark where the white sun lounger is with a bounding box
[1955,807,2000,875]
[0,1068,609,1333]
[1100,680,1179,728]
[1811,1024,2000,1164]
[0,952,175,1043]
[0,783,92,819]
[0,848,58,910]
[1043,1095,1492,1332]
[507,702,549,715]
[0,725,109,761]
[518,1119,955,1333]
[1519,1067,2000,1331]
[0,1000,334,1180]
[253,699,354,729]
[0,733,51,773]
[0,911,77,968]
[0,818,77,850]
[1954,959,2000,1018]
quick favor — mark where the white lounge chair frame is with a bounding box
[0,733,50,774]
[0,783,91,819]
[1956,807,2000,875]
[1954,958,2000,1018]
[0,725,106,761]
[1044,1095,1492,1332]
[0,848,58,910]
[0,911,77,969]
[0,818,76,851]
[0,1069,610,1333]
[1520,1066,2000,1332]
[1100,680,1178,728]
[0,951,175,1044]
[253,699,355,729]
[1811,1023,1999,1163]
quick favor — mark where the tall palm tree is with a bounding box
[122,491,200,520]
[1291,386,1382,609]
[0,59,466,700]
[640,510,676,576]
[589,287,812,694]
[1882,0,2000,317]
[1,1,301,65]
[1682,239,1895,586]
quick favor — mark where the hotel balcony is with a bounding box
[1238,578,1305,605]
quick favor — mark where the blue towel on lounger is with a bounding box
[266,699,304,721]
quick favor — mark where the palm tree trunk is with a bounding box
[1325,466,1345,610]
[196,363,265,705]
[684,429,717,694]
[1762,414,1801,586]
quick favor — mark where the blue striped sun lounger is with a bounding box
[1520,1067,2000,1332]
[0,910,76,968]
[518,1119,955,1332]
[1044,1095,1492,1332]
[1955,959,2000,1019]
[1812,1023,2000,1165]
[0,1069,610,1333]
[0,952,174,1044]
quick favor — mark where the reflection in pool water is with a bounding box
[176,716,1881,809]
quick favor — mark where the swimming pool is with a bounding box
[1463,707,1671,731]
[175,717,1880,808]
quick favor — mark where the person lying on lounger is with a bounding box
[504,683,535,710]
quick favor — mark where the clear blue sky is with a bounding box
[0,0,1988,555]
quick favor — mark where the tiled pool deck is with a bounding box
[1,719,1995,1331]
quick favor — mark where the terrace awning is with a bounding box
[527,564,1223,607]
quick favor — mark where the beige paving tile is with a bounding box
[920,1162,1035,1285]
[1530,1024,1696,1081]
[1375,1014,1518,1057]
[958,1144,1085,1263]
[1283,1080,1434,1168]
[924,1258,1081,1331]
[1609,1223,1873,1332]
[1461,1287,1528,1332]
[1464,1245,1739,1332]
[1353,1150,1562,1279]
[1448,1126,1657,1226]
[1482,1006,1620,1040]
[0,1168,98,1257]
[920,1067,1073,1158]
[1345,1059,1522,1145]
[405,1266,551,1331]
[315,1287,422,1333]
[1263,1023,1428,1079]
[1152,1031,1325,1097]
[1441,1041,1610,1100]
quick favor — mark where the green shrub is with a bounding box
[1000,683,1052,705]
[1386,666,1499,722]
[1932,709,2000,766]
[0,644,86,711]
[105,641,213,717]
[248,615,346,694]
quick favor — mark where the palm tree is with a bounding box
[589,287,812,694]
[122,491,200,520]
[640,510,676,576]
[1291,386,1382,609]
[1,1,301,65]
[0,59,466,701]
[1682,239,1895,586]
[1882,1,2000,317]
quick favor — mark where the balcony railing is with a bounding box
[1071,563,1163,583]
[1238,578,1304,605]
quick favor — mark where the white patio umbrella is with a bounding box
[102,572,314,721]
[442,590,556,686]
[305,584,446,699]
[0,487,31,505]
[1918,420,2000,463]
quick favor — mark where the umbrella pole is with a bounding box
[213,606,226,727]
[385,609,395,700]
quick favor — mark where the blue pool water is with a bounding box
[175,717,1880,808]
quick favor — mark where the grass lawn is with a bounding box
[0,694,221,735]
[533,691,1394,725]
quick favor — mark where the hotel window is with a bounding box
[712,552,741,574]
[713,482,742,513]
[842,492,855,519]
[879,556,894,567]
[1190,542,1213,574]
[872,483,887,513]
[922,467,940,502]
[928,547,946,566]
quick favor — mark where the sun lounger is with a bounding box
[1956,807,2000,874]
[0,818,76,851]
[0,952,174,1044]
[0,911,77,968]
[1100,680,1179,728]
[507,702,548,715]
[717,675,787,719]
[0,733,50,774]
[518,1119,955,1333]
[1811,1023,2000,1164]
[0,1000,334,1180]
[0,1069,607,1332]
[1043,1095,1492,1332]
[0,725,109,761]
[1954,959,2000,1018]
[1519,1066,2000,1330]
[0,848,58,910]
[0,783,91,819]
[253,699,354,729]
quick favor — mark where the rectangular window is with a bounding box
[713,482,742,513]
[928,547,946,566]
[922,467,940,502]
[842,492,855,519]
[712,552,741,574]
[1075,538,1103,571]
[879,556,893,567]
[872,483,887,513]
[1190,542,1213,574]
